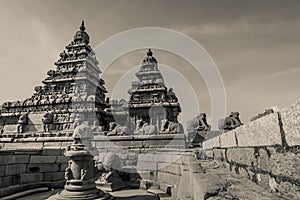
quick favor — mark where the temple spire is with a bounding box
[80,20,85,31]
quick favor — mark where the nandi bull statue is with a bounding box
[186,113,211,146]
[218,112,243,132]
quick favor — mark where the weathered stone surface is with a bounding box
[29,156,57,163]
[270,152,300,180]
[42,148,62,156]
[213,149,226,161]
[226,148,255,166]
[0,155,30,165]
[3,125,18,133]
[138,154,154,162]
[3,142,43,149]
[55,156,68,163]
[258,148,270,172]
[27,163,59,173]
[59,163,68,172]
[158,163,182,175]
[0,166,5,177]
[43,142,62,148]
[172,155,183,164]
[219,130,237,148]
[27,114,44,125]
[157,171,181,187]
[280,99,300,147]
[235,113,282,147]
[0,184,24,197]
[0,175,19,188]
[153,154,172,163]
[203,135,220,149]
[44,172,65,182]
[20,173,44,184]
[137,161,157,171]
[277,180,300,200]
[5,164,26,176]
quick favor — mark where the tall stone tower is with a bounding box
[0,21,109,134]
[128,49,181,131]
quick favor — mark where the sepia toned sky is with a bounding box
[0,0,300,125]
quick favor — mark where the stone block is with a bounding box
[44,172,65,182]
[26,124,44,132]
[55,156,68,164]
[154,154,172,163]
[42,148,62,156]
[0,155,30,165]
[270,152,300,180]
[213,149,226,161]
[172,155,183,164]
[20,173,44,184]
[203,135,220,149]
[111,140,143,148]
[138,154,154,162]
[5,164,26,176]
[219,130,237,148]
[158,163,182,175]
[3,125,18,133]
[157,171,181,186]
[27,113,44,125]
[235,113,282,147]
[3,142,43,150]
[29,156,57,164]
[60,163,68,172]
[61,141,72,148]
[27,163,59,173]
[137,161,157,171]
[0,175,19,188]
[0,184,23,197]
[280,100,300,146]
[43,141,62,148]
[0,166,5,177]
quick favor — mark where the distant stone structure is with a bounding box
[127,49,182,134]
[218,112,243,132]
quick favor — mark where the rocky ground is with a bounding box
[194,159,291,200]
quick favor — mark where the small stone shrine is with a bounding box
[125,49,182,134]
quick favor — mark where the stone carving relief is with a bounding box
[42,111,53,132]
[17,113,28,133]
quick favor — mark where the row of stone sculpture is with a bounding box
[107,118,184,136]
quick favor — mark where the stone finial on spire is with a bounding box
[147,49,153,57]
[80,20,85,31]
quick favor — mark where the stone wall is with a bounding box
[0,137,72,198]
[203,99,300,199]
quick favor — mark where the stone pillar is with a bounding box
[47,123,113,200]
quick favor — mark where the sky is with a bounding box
[0,0,300,126]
